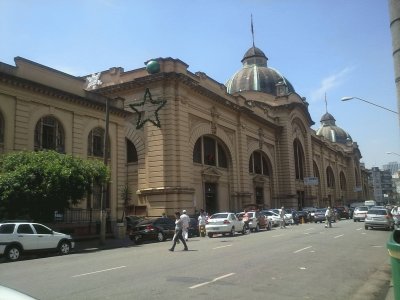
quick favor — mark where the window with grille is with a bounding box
[34,116,65,152]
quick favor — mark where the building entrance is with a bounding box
[204,182,218,215]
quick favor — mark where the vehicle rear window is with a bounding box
[210,214,228,219]
[356,206,368,211]
[0,224,15,234]
[368,210,387,215]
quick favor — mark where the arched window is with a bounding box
[34,116,65,152]
[249,150,270,175]
[192,136,228,168]
[326,166,335,188]
[340,172,346,191]
[293,139,305,180]
[88,127,110,158]
[313,161,320,182]
[354,168,360,187]
[126,138,138,163]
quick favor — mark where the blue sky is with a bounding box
[1,0,399,169]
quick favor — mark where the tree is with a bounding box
[0,150,110,221]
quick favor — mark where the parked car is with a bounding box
[125,215,146,230]
[314,208,327,223]
[335,207,350,219]
[296,210,311,223]
[302,207,317,221]
[353,206,369,222]
[128,217,175,243]
[205,212,245,237]
[269,209,294,225]
[236,211,270,231]
[365,208,394,230]
[260,210,281,227]
[0,222,74,261]
[188,217,199,237]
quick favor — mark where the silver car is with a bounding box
[353,206,369,222]
[364,208,394,230]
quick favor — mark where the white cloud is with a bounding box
[309,67,354,103]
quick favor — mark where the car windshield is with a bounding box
[368,210,387,215]
[210,213,228,219]
[356,206,369,211]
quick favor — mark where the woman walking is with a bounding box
[169,211,188,252]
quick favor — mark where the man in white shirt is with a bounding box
[325,207,333,228]
[180,210,190,241]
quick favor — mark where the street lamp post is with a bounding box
[341,96,399,114]
[100,97,110,245]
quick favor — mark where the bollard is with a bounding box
[387,229,400,300]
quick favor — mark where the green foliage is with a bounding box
[0,151,109,222]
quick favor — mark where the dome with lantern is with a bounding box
[226,45,295,96]
[316,112,353,144]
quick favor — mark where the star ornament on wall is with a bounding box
[129,88,167,129]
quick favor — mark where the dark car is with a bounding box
[128,217,175,244]
[125,215,145,230]
[296,210,311,223]
[335,207,350,219]
[188,217,199,237]
[314,209,327,223]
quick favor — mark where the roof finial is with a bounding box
[325,92,328,113]
[251,14,255,48]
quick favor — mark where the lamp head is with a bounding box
[341,96,354,101]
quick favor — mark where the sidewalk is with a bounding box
[385,279,395,300]
[73,236,135,253]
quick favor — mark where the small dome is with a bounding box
[316,112,352,144]
[226,46,295,96]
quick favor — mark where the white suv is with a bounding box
[0,222,75,261]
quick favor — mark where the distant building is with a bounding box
[382,161,400,175]
[370,167,396,204]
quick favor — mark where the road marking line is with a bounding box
[305,228,315,231]
[272,234,283,237]
[356,228,362,231]
[213,245,232,249]
[372,245,383,248]
[294,246,312,253]
[334,234,344,239]
[72,266,126,278]
[189,273,235,289]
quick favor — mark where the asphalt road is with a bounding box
[0,219,392,300]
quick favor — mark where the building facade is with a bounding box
[0,44,366,225]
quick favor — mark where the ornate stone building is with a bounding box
[0,43,365,223]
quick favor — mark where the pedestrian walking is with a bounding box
[280,206,286,229]
[325,206,333,228]
[169,211,188,252]
[181,209,190,241]
[198,209,207,237]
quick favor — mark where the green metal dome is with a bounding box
[316,112,353,144]
[226,46,295,96]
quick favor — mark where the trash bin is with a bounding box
[387,229,400,300]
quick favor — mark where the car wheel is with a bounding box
[241,226,246,235]
[255,224,260,232]
[365,225,368,230]
[58,241,71,255]
[208,233,213,238]
[156,232,165,242]
[354,219,356,222]
[6,245,21,261]
[133,235,142,244]
[230,227,235,236]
